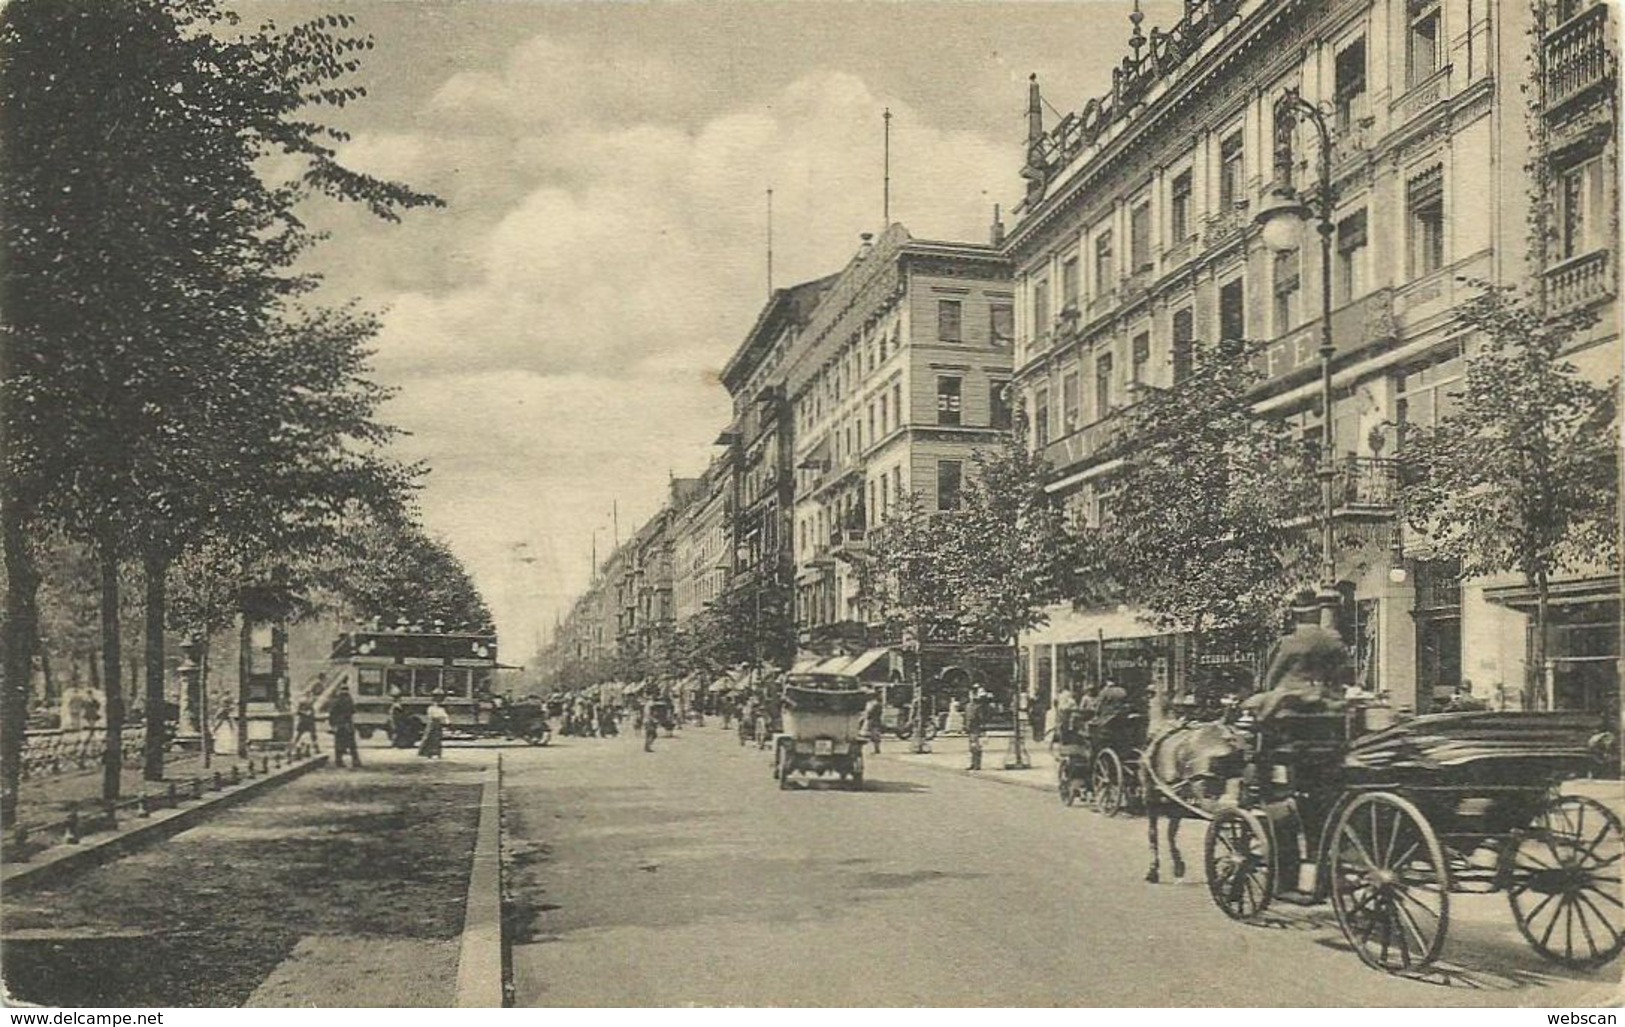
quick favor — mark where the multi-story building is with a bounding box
[672,457,733,628]
[719,276,836,670]
[787,224,1014,658]
[616,478,699,665]
[1006,0,1618,719]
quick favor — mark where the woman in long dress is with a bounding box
[419,692,449,759]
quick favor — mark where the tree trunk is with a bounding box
[143,550,168,781]
[1,506,42,829]
[237,608,251,758]
[99,538,125,803]
[1531,567,1551,712]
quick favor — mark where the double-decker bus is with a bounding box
[329,626,500,739]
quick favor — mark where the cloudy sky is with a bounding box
[245,0,1182,660]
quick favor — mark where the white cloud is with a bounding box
[331,50,1019,651]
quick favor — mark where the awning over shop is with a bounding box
[840,648,893,680]
[788,656,822,676]
[809,654,855,676]
[1020,605,1168,646]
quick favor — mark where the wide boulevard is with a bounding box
[504,723,1620,1008]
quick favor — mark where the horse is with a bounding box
[1138,717,1246,883]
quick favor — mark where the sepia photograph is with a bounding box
[0,0,1620,1011]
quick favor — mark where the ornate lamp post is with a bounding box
[1254,87,1342,629]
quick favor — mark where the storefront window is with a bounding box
[357,667,385,697]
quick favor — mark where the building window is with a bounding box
[1131,332,1151,388]
[868,403,876,444]
[1272,249,1301,335]
[1130,198,1153,272]
[1033,279,1050,336]
[989,379,1012,430]
[879,393,889,434]
[892,465,903,503]
[1062,370,1081,432]
[1172,307,1195,383]
[990,302,1014,347]
[1061,255,1081,309]
[1407,166,1445,277]
[1094,228,1115,295]
[936,375,962,426]
[1335,37,1369,134]
[880,472,890,519]
[1170,169,1193,244]
[1408,0,1442,87]
[1034,387,1051,448]
[1219,278,1246,341]
[892,382,902,427]
[1095,352,1114,416]
[1558,157,1607,260]
[1396,348,1466,446]
[1335,210,1369,306]
[1219,130,1245,211]
[936,460,962,512]
[938,299,963,342]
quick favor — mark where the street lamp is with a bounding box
[1255,86,1341,630]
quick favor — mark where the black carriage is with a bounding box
[1053,709,1149,815]
[1202,708,1621,974]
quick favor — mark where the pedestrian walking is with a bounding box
[388,691,414,747]
[329,685,361,768]
[419,691,449,759]
[965,688,986,771]
[862,695,884,754]
[292,694,321,755]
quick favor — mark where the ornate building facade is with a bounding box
[1006,0,1618,719]
[786,224,1014,651]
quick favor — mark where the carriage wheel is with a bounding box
[1503,795,1624,969]
[1057,762,1077,806]
[1330,792,1450,973]
[1092,750,1124,816]
[1205,807,1275,921]
[524,723,551,746]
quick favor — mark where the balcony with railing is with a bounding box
[1547,248,1614,313]
[1546,3,1612,111]
[1333,456,1400,518]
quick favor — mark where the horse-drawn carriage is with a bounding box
[1198,708,1620,973]
[1054,709,1148,815]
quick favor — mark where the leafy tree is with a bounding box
[337,518,492,632]
[949,414,1091,652]
[1397,284,1617,708]
[1,0,440,808]
[854,491,962,654]
[1097,338,1321,675]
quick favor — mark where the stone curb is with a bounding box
[455,754,504,1008]
[1,754,330,895]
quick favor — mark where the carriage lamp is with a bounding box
[1255,86,1342,629]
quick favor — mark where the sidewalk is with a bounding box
[869,731,1057,794]
[1,745,495,1007]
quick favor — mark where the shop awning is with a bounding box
[810,654,855,675]
[789,656,822,676]
[1019,605,1168,646]
[840,648,892,679]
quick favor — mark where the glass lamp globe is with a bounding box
[1254,183,1312,253]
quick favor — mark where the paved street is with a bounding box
[2,748,485,1007]
[506,724,1621,1008]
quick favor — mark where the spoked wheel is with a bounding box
[1502,795,1624,969]
[1092,750,1124,816]
[1057,762,1077,806]
[1330,792,1450,974]
[1205,807,1275,921]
